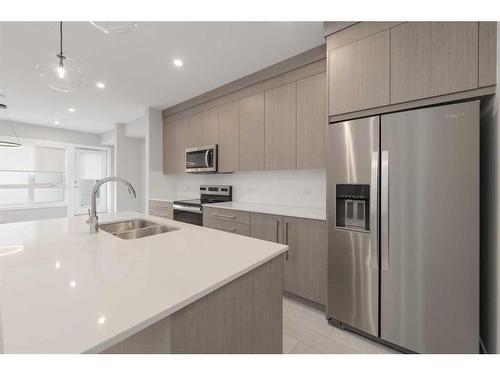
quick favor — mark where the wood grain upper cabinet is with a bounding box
[188,108,218,148]
[250,212,284,244]
[217,101,240,172]
[391,22,479,103]
[174,118,189,173]
[479,22,497,88]
[284,217,327,305]
[239,93,265,171]
[163,120,176,174]
[297,72,327,169]
[328,30,390,115]
[264,82,297,171]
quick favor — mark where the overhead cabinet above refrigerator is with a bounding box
[326,101,479,353]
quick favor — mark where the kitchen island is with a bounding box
[0,212,287,353]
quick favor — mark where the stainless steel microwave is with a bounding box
[185,145,218,173]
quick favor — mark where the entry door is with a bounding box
[73,148,108,215]
[380,101,479,353]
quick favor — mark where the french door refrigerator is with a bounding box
[326,101,479,353]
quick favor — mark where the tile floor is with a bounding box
[283,296,399,354]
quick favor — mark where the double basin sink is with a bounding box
[98,219,179,240]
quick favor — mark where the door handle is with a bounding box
[214,224,236,232]
[381,151,389,271]
[276,220,280,243]
[370,151,379,269]
[213,213,236,219]
[285,221,290,260]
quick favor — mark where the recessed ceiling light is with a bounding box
[54,120,60,125]
[96,82,105,89]
[98,316,106,325]
[173,59,183,67]
[68,107,75,113]
[69,280,76,288]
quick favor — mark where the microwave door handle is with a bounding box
[205,150,210,167]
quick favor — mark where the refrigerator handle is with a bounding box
[381,150,389,271]
[370,151,379,269]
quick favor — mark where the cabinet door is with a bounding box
[297,72,327,169]
[328,30,390,115]
[239,93,265,171]
[250,212,284,243]
[264,82,297,170]
[284,217,327,305]
[391,22,478,103]
[218,101,240,172]
[174,118,189,173]
[163,120,176,174]
[479,22,497,87]
[188,108,218,148]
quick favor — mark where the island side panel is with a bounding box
[170,254,284,354]
[101,254,284,354]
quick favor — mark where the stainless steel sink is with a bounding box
[98,219,179,240]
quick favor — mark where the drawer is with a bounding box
[204,217,250,236]
[203,207,250,225]
[149,208,173,219]
[149,200,173,210]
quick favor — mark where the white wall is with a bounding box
[480,22,500,354]
[150,169,326,208]
[0,120,102,146]
[0,206,67,224]
[114,124,145,212]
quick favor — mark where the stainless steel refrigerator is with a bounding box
[326,101,479,353]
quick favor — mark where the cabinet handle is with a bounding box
[214,224,236,232]
[275,220,280,243]
[285,221,289,260]
[213,213,236,219]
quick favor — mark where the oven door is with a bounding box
[173,204,203,226]
[185,145,217,173]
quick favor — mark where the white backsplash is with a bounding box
[149,169,326,208]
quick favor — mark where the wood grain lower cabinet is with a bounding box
[249,212,327,306]
[149,200,173,220]
[390,22,479,103]
[250,212,284,244]
[328,30,390,115]
[264,82,297,170]
[283,217,327,306]
[217,100,240,172]
[239,93,265,171]
[297,72,327,169]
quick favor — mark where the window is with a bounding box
[0,145,66,208]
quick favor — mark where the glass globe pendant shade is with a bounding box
[89,22,138,34]
[36,52,84,93]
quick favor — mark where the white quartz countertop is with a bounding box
[203,202,326,221]
[0,212,287,353]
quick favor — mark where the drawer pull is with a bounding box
[213,213,236,219]
[214,224,236,232]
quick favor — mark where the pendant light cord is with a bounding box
[1,105,21,145]
[59,21,63,56]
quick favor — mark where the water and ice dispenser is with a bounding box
[335,184,370,231]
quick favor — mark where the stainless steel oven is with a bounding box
[185,145,217,173]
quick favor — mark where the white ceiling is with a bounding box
[0,22,325,134]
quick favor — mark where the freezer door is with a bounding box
[380,101,479,353]
[326,116,379,336]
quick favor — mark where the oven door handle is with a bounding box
[173,204,202,214]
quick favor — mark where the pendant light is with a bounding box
[89,22,138,34]
[0,104,22,148]
[36,22,84,93]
